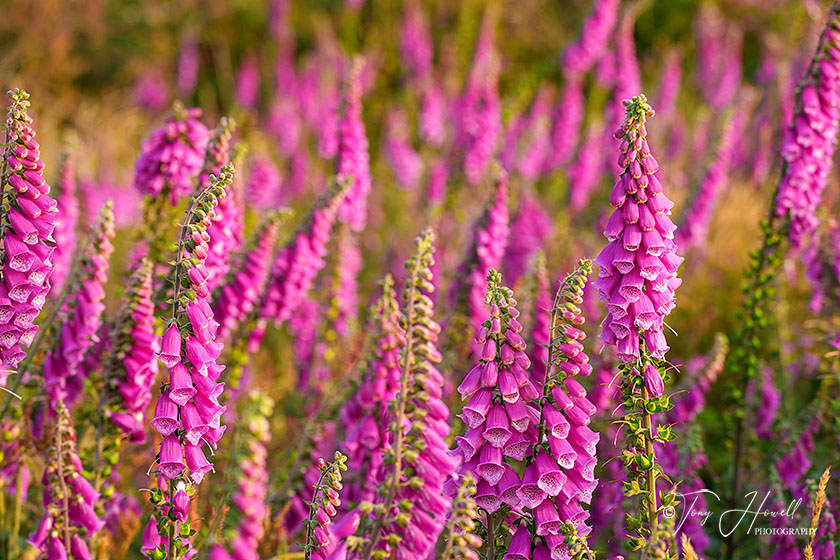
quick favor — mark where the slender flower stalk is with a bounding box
[302,453,348,560]
[452,269,540,554]
[43,201,115,409]
[206,392,275,560]
[147,165,234,560]
[593,95,681,550]
[260,176,348,331]
[51,148,79,295]
[561,0,621,77]
[350,228,457,560]
[338,274,405,505]
[457,10,501,185]
[336,58,371,232]
[28,401,103,559]
[0,89,59,373]
[199,118,241,293]
[774,6,840,250]
[212,210,288,341]
[400,0,433,83]
[450,169,510,339]
[440,473,483,560]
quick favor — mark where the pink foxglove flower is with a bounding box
[775,12,840,250]
[336,59,371,232]
[0,90,59,372]
[384,109,424,191]
[213,211,285,341]
[150,165,233,484]
[456,13,501,185]
[43,202,115,408]
[338,275,404,505]
[400,0,433,82]
[262,177,348,328]
[676,105,748,249]
[199,118,242,292]
[176,33,200,97]
[594,95,682,362]
[50,150,79,295]
[561,0,620,76]
[246,155,283,209]
[544,76,585,174]
[29,402,102,558]
[103,258,158,443]
[511,261,599,559]
[450,169,509,338]
[503,197,552,286]
[133,105,210,205]
[235,54,261,109]
[452,271,540,515]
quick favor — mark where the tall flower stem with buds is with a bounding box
[356,228,456,560]
[302,452,347,560]
[594,94,682,551]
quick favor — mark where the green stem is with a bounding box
[485,511,495,560]
[168,483,177,560]
[56,421,72,553]
[642,386,658,537]
[302,470,329,560]
[359,252,423,560]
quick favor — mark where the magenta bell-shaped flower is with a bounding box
[168,362,196,406]
[159,323,181,368]
[151,391,180,437]
[503,525,531,560]
[159,434,185,479]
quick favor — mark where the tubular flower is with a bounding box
[450,169,510,338]
[420,79,447,148]
[331,229,363,338]
[336,59,371,232]
[43,202,115,409]
[384,109,424,191]
[101,258,158,443]
[133,104,210,205]
[594,95,682,362]
[503,197,553,286]
[212,210,286,341]
[339,275,406,505]
[568,121,605,212]
[246,155,283,210]
[509,261,599,560]
[526,252,551,394]
[456,12,501,185]
[51,150,79,295]
[775,8,840,250]
[544,76,585,174]
[347,229,457,560]
[235,54,261,109]
[561,0,620,76]
[676,105,748,249]
[0,90,59,371]
[400,0,433,82]
[150,166,234,486]
[207,393,274,560]
[200,118,242,293]
[452,270,540,515]
[29,401,102,559]
[516,86,555,181]
[262,176,348,328]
